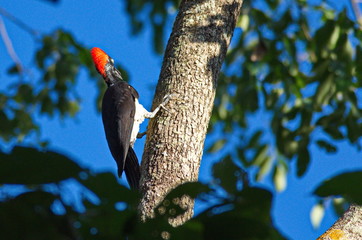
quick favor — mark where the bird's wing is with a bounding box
[102,82,135,176]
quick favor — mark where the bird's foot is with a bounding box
[159,94,174,112]
[145,94,174,118]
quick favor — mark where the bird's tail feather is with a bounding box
[124,147,140,190]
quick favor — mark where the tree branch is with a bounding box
[0,16,23,73]
[0,7,39,37]
[139,0,244,226]
[317,204,362,240]
[350,0,362,29]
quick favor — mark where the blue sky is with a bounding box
[1,0,361,239]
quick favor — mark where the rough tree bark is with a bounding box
[139,0,243,225]
[317,205,362,240]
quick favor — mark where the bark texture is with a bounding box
[317,205,362,240]
[139,0,243,225]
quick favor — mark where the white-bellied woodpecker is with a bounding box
[91,47,170,189]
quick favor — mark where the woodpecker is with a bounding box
[91,47,170,190]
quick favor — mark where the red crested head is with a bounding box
[91,47,109,78]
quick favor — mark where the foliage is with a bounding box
[125,0,362,190]
[0,146,360,239]
[314,171,362,204]
[3,30,95,143]
[3,30,128,143]
[1,0,362,239]
[124,0,180,53]
[0,146,285,239]
[209,0,362,183]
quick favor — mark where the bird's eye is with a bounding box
[110,58,114,64]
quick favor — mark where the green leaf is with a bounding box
[256,156,272,182]
[202,213,270,240]
[273,163,287,192]
[311,60,329,83]
[296,147,310,177]
[282,139,299,158]
[315,139,337,153]
[2,190,57,206]
[165,182,210,200]
[252,9,270,25]
[314,171,362,204]
[332,198,348,217]
[156,182,210,220]
[313,74,336,108]
[172,220,203,240]
[80,172,137,205]
[310,203,325,229]
[234,187,273,222]
[316,113,343,128]
[346,112,361,144]
[0,191,69,240]
[323,126,344,140]
[212,157,240,194]
[314,20,338,56]
[67,101,80,117]
[336,33,353,62]
[247,130,263,148]
[7,64,20,75]
[15,84,35,103]
[328,25,340,50]
[40,0,60,3]
[40,95,54,116]
[198,187,282,240]
[153,24,164,54]
[251,144,269,166]
[208,139,226,153]
[0,146,82,184]
[237,14,249,30]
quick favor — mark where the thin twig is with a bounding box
[0,16,23,73]
[350,0,362,29]
[0,7,39,37]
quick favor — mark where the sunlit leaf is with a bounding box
[314,74,335,108]
[251,145,269,166]
[208,139,226,153]
[273,163,287,192]
[310,203,325,229]
[256,156,272,181]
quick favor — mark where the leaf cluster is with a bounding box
[126,0,362,191]
[1,146,360,239]
[125,0,180,54]
[207,0,362,187]
[2,0,362,238]
[2,30,129,144]
[0,146,286,240]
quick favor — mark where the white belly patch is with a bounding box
[130,99,149,146]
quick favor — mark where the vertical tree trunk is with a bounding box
[317,205,362,240]
[139,0,243,225]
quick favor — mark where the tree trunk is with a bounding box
[139,0,243,225]
[317,205,362,240]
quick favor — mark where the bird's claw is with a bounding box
[159,94,174,112]
[160,103,170,112]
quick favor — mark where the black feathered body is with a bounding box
[102,81,140,189]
